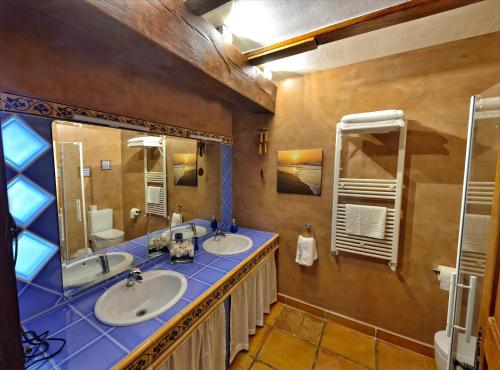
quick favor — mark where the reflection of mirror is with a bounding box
[52,120,221,295]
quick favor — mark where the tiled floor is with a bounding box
[229,303,437,370]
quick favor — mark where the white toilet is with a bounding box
[88,208,124,250]
[434,330,476,370]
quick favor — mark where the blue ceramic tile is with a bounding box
[172,262,205,276]
[224,251,253,262]
[24,151,57,193]
[25,305,82,336]
[29,203,60,246]
[83,313,114,334]
[31,253,63,294]
[210,257,239,272]
[18,285,61,321]
[1,116,50,171]
[192,266,225,285]
[58,335,126,370]
[49,319,103,365]
[156,298,191,323]
[26,357,56,370]
[109,318,163,351]
[184,278,211,301]
[5,164,16,182]
[70,289,105,316]
[129,235,148,246]
[195,251,219,265]
[7,175,54,228]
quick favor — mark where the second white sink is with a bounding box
[94,270,187,326]
[62,252,134,289]
[203,234,253,255]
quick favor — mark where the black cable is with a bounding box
[9,212,66,368]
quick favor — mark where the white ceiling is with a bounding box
[204,0,408,53]
[204,0,500,80]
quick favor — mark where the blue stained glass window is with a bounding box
[1,116,50,171]
[14,231,58,282]
[7,176,54,228]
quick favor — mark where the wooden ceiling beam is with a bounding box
[184,0,230,16]
[246,0,483,66]
[20,0,276,113]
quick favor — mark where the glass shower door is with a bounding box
[448,93,500,369]
[54,142,87,261]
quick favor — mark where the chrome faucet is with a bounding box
[98,253,110,274]
[213,228,226,241]
[126,267,143,287]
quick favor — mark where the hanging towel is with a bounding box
[171,212,183,227]
[147,186,161,204]
[341,109,404,123]
[295,235,318,266]
[345,204,387,239]
[463,214,491,253]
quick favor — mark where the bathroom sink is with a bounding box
[62,252,134,288]
[165,224,208,240]
[94,270,187,326]
[203,234,253,255]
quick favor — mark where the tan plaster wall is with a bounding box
[232,33,500,343]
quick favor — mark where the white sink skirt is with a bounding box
[229,252,278,363]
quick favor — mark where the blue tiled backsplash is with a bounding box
[0,112,233,323]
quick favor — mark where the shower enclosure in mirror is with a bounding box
[51,120,218,296]
[447,91,500,370]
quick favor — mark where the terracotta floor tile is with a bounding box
[377,340,437,370]
[314,348,369,370]
[275,306,325,345]
[265,302,284,325]
[249,324,272,356]
[250,361,275,370]
[258,328,317,370]
[230,352,255,370]
[320,321,375,369]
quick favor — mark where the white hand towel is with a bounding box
[341,109,404,123]
[345,204,387,239]
[147,186,161,204]
[171,212,183,227]
[463,214,491,253]
[295,235,317,266]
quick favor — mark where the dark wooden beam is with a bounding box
[19,0,276,113]
[246,0,483,65]
[184,0,229,16]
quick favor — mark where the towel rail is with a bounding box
[331,115,406,271]
[144,138,167,217]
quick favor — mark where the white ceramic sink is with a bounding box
[163,224,208,240]
[94,270,187,326]
[203,234,253,255]
[62,252,134,288]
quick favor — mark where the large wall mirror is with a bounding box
[52,120,221,295]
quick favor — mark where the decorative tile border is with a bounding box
[116,236,279,370]
[0,92,232,144]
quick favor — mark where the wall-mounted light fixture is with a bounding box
[72,114,150,132]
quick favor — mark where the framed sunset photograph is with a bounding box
[277,149,323,195]
[173,153,197,186]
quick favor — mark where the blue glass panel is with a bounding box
[7,176,54,227]
[1,116,50,171]
[14,231,59,282]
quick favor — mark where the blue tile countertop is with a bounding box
[24,220,277,370]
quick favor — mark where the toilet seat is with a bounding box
[434,330,476,370]
[93,229,124,241]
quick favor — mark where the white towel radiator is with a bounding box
[144,137,167,218]
[331,117,407,271]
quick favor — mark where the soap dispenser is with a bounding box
[230,219,238,233]
[210,215,218,231]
